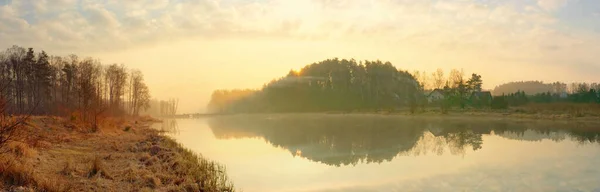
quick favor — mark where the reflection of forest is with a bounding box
[156,118,180,134]
[206,115,600,167]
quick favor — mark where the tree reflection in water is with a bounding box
[206,114,600,167]
[156,118,180,134]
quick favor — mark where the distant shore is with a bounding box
[0,116,235,192]
[175,107,600,123]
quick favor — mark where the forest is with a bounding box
[207,58,485,113]
[0,45,154,128]
[208,58,600,113]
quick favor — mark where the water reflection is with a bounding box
[205,114,600,167]
[155,118,180,134]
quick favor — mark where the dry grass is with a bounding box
[144,175,161,189]
[158,136,235,192]
[88,156,112,180]
[6,141,37,158]
[60,158,75,177]
[1,116,236,192]
[0,157,69,192]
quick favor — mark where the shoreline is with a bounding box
[202,110,600,123]
[0,116,235,192]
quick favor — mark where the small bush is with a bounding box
[491,96,508,109]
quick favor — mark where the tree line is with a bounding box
[0,45,152,120]
[207,58,486,113]
[492,81,600,96]
[209,58,600,113]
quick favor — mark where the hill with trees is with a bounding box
[207,58,421,113]
[207,58,491,113]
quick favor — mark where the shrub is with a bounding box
[491,96,508,109]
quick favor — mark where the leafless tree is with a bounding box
[431,68,445,89]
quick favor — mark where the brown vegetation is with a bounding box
[0,116,235,192]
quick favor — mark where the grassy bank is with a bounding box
[0,116,235,192]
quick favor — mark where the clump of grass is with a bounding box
[0,159,35,187]
[144,175,162,189]
[149,145,161,156]
[60,158,75,177]
[69,115,77,122]
[35,177,70,192]
[35,141,52,149]
[158,136,236,192]
[0,158,68,192]
[7,141,36,158]
[122,166,138,183]
[139,153,151,162]
[88,156,112,179]
[144,156,159,167]
[123,126,132,132]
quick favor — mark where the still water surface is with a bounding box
[155,114,600,192]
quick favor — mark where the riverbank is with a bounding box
[0,116,234,192]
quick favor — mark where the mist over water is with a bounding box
[156,114,600,192]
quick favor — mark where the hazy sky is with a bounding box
[1,0,599,113]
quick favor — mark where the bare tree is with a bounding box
[432,68,445,89]
[129,70,150,116]
[105,64,128,115]
[448,69,464,88]
[412,70,430,90]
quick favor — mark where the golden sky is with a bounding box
[1,0,599,112]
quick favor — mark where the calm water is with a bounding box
[155,114,600,192]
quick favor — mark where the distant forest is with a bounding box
[208,58,600,113]
[0,45,175,121]
[492,81,600,96]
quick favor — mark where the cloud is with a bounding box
[0,0,598,79]
[537,0,569,12]
[85,6,120,28]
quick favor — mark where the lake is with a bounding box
[154,114,600,192]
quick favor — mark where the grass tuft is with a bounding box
[88,156,112,180]
[158,136,236,192]
[7,141,36,158]
[0,157,68,192]
[60,158,75,177]
[144,175,161,189]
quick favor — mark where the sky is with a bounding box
[1,0,599,113]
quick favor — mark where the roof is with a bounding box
[427,89,445,97]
